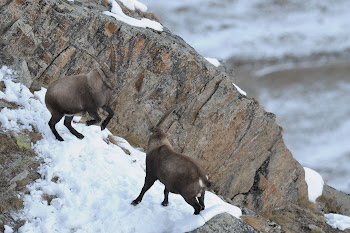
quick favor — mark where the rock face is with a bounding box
[318,185,350,216]
[189,213,260,233]
[0,0,308,212]
[0,128,41,231]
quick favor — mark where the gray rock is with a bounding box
[0,100,12,109]
[189,213,260,233]
[318,185,350,216]
[14,60,32,88]
[308,224,325,233]
[10,170,29,184]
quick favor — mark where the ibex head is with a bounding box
[144,106,176,152]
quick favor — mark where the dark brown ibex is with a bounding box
[132,107,211,215]
[45,40,117,141]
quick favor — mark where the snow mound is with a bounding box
[304,167,324,203]
[120,0,147,12]
[0,66,241,232]
[205,57,220,67]
[325,213,350,231]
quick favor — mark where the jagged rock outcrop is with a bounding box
[0,0,308,213]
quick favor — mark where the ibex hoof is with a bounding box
[76,134,84,139]
[86,120,95,126]
[131,200,140,206]
[161,202,168,206]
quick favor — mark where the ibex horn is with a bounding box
[144,110,155,128]
[156,106,176,127]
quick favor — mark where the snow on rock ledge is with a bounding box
[205,57,220,67]
[304,167,324,203]
[103,0,163,31]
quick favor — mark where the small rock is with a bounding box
[308,224,325,233]
[242,207,258,216]
[0,100,12,109]
[189,213,259,233]
[10,170,29,184]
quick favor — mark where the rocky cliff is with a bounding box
[0,0,328,231]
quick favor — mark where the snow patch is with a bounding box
[120,0,147,12]
[4,225,14,233]
[103,0,163,31]
[205,57,220,67]
[232,83,247,96]
[304,167,324,203]
[325,213,350,231]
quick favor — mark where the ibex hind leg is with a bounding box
[101,105,114,130]
[48,112,64,141]
[64,116,84,139]
[86,110,101,126]
[183,196,202,215]
[197,190,205,211]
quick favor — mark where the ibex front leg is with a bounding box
[132,176,156,205]
[101,105,114,130]
[86,110,101,126]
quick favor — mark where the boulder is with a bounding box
[189,213,259,233]
[0,0,308,212]
[318,185,350,216]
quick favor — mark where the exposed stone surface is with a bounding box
[259,198,350,233]
[317,185,350,216]
[189,213,259,233]
[0,128,41,231]
[241,208,284,233]
[0,0,308,214]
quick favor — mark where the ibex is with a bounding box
[45,40,117,141]
[132,107,211,215]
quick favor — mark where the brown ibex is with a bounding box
[45,40,117,141]
[132,107,211,215]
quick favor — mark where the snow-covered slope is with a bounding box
[0,67,241,232]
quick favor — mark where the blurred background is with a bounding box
[143,0,350,193]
